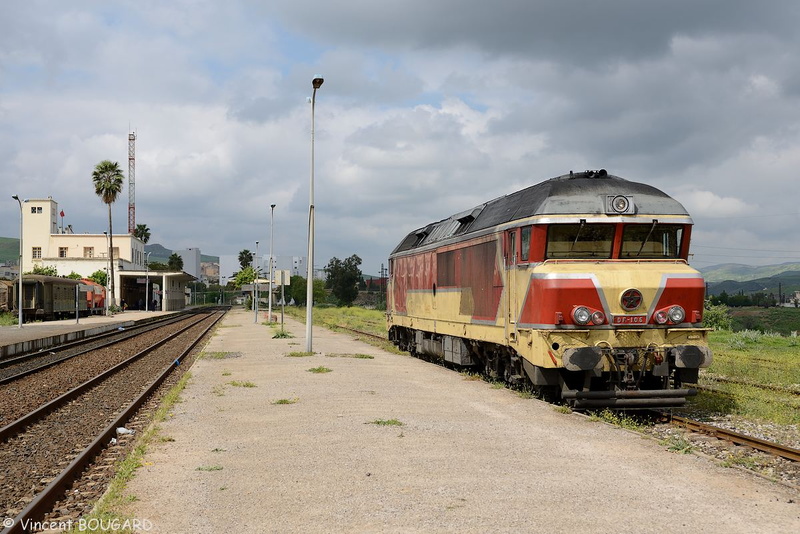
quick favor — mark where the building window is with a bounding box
[30,206,43,214]
[32,247,42,259]
[59,247,68,258]
[84,247,94,258]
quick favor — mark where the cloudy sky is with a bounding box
[2,0,800,277]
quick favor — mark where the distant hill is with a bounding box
[705,270,800,298]
[0,237,19,265]
[144,243,219,264]
[699,262,800,283]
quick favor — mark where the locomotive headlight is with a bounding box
[654,310,668,325]
[591,310,606,325]
[668,305,686,324]
[573,306,591,325]
[611,195,629,213]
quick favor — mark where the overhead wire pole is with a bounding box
[128,132,136,234]
[254,241,259,323]
[306,75,324,352]
[11,195,23,328]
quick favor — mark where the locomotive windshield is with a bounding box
[621,224,683,258]
[545,224,614,259]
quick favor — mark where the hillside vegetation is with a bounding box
[0,237,19,264]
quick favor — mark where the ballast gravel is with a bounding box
[124,309,799,533]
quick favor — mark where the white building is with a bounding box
[17,197,194,311]
[176,248,201,279]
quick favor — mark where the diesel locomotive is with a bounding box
[387,170,712,409]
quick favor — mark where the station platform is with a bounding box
[0,310,175,358]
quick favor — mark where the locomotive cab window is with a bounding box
[545,223,614,259]
[520,227,531,262]
[621,223,683,259]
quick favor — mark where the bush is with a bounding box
[703,301,732,331]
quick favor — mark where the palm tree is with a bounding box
[134,223,151,244]
[92,160,124,306]
[239,249,253,270]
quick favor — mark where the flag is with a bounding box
[60,210,64,217]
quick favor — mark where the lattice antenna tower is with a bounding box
[128,131,136,234]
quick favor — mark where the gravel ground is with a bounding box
[124,309,799,533]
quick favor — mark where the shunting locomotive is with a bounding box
[387,170,711,409]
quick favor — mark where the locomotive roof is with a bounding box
[391,170,691,255]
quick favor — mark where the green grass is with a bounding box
[272,398,299,405]
[227,380,256,388]
[307,366,332,374]
[286,351,315,357]
[0,312,18,326]
[367,418,404,426]
[326,353,374,359]
[284,306,402,354]
[196,465,224,471]
[729,306,800,335]
[201,351,237,360]
[695,330,800,424]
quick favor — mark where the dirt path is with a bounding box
[124,308,799,533]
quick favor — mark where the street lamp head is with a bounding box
[12,194,19,200]
[271,204,276,209]
[312,75,324,89]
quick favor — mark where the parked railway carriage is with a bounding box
[13,275,89,322]
[387,170,712,409]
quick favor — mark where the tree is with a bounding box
[233,266,256,288]
[148,261,169,271]
[238,249,254,270]
[325,254,362,306]
[168,253,184,271]
[289,275,326,306]
[65,271,82,280]
[92,160,124,305]
[89,269,107,287]
[26,265,58,276]
[134,223,151,243]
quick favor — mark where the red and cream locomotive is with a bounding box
[387,170,711,409]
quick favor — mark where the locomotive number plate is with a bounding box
[612,314,647,325]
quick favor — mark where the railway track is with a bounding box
[667,414,800,463]
[0,308,226,533]
[0,311,196,384]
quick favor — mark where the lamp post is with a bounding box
[254,241,259,323]
[268,203,275,323]
[11,195,23,328]
[306,74,324,352]
[145,251,152,311]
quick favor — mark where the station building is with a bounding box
[17,197,195,311]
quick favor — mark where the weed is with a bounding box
[307,366,332,374]
[227,380,256,388]
[211,448,227,453]
[286,351,315,357]
[660,433,695,454]
[327,353,374,359]
[202,351,233,359]
[212,384,226,396]
[159,436,176,443]
[459,370,482,381]
[553,405,573,414]
[196,465,224,472]
[589,409,644,431]
[273,330,294,339]
[222,370,232,376]
[368,418,404,426]
[272,398,299,405]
